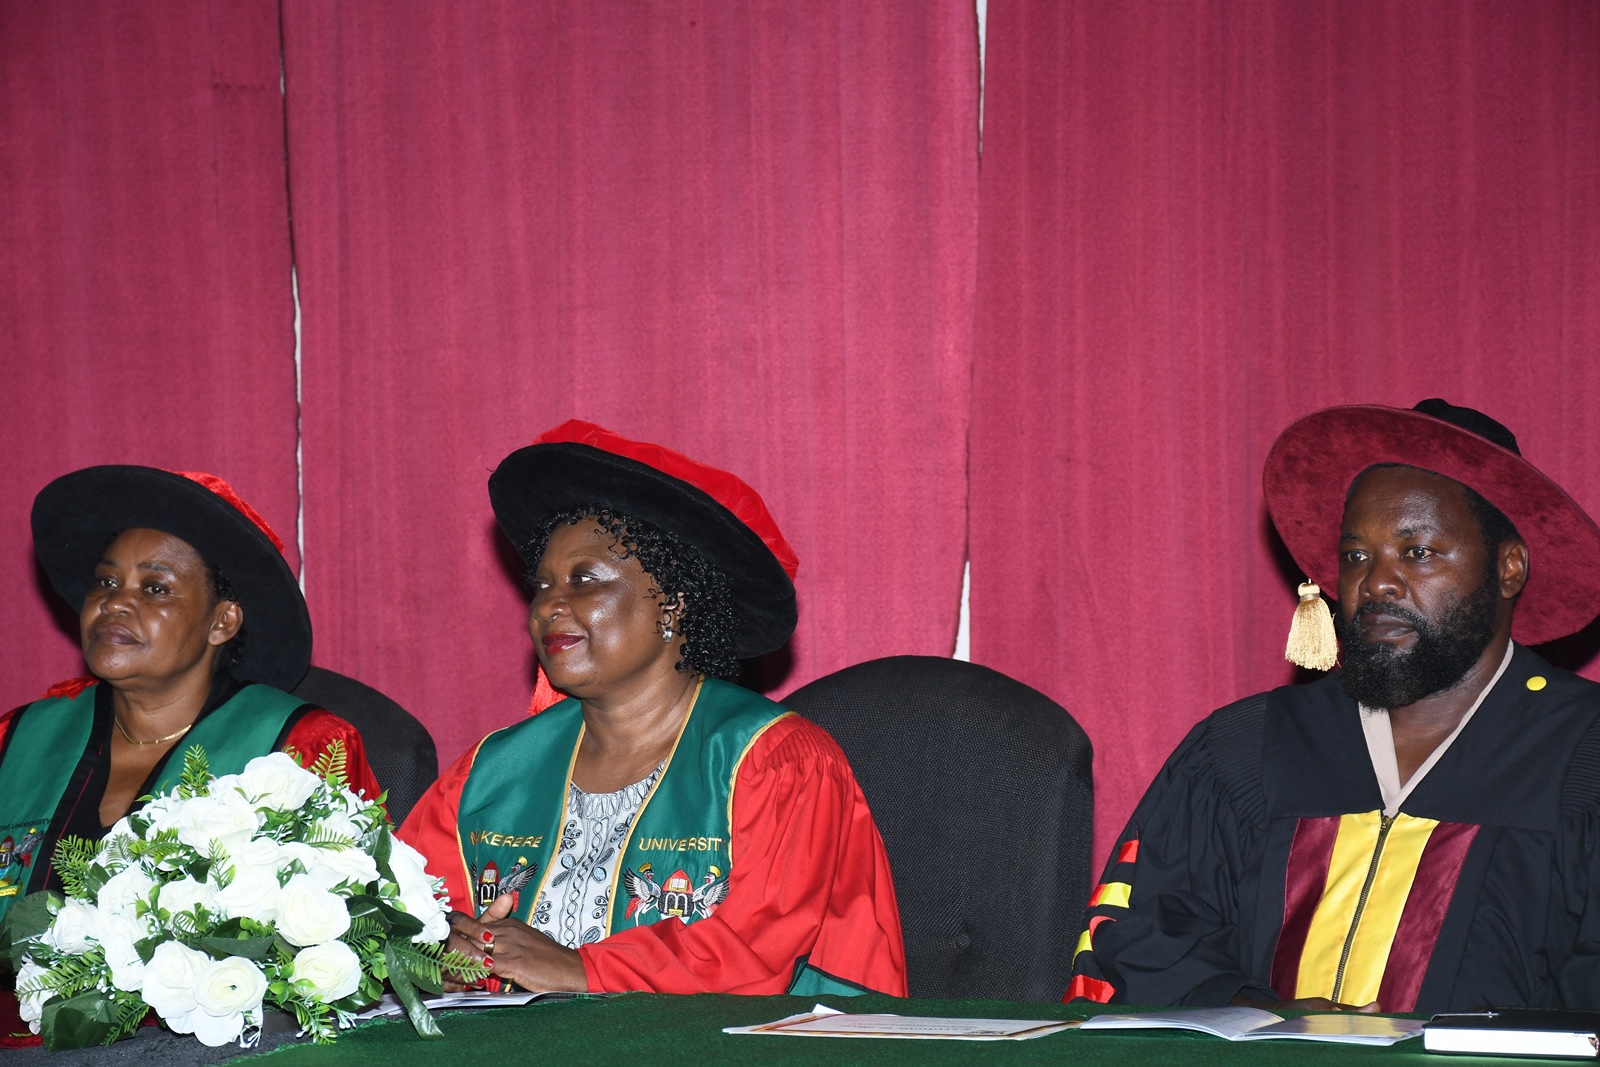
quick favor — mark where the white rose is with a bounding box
[278,841,322,874]
[96,911,152,992]
[417,905,450,944]
[141,941,209,1023]
[174,792,259,854]
[314,812,361,844]
[228,838,288,881]
[213,866,281,925]
[139,795,179,833]
[15,960,51,1032]
[190,956,266,1047]
[395,884,449,944]
[207,773,244,797]
[99,864,158,918]
[307,847,378,890]
[275,874,351,946]
[291,940,362,1003]
[43,898,102,954]
[158,877,218,923]
[238,752,321,810]
[386,837,434,896]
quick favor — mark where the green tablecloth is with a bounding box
[235,995,1581,1067]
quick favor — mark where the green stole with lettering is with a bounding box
[457,677,865,995]
[0,682,305,922]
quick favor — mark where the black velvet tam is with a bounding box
[31,465,311,690]
[489,441,797,659]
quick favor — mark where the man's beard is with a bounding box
[1337,577,1501,711]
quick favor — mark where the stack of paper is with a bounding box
[724,1004,1075,1041]
[1080,1007,1423,1045]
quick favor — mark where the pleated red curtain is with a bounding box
[280,0,979,765]
[0,1,300,701]
[972,0,1600,862]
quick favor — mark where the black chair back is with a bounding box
[291,666,438,826]
[783,655,1092,1001]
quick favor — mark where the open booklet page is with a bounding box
[1080,1007,1423,1045]
[352,990,581,1019]
[725,1004,1076,1041]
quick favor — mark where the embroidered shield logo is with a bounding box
[623,862,729,924]
[469,856,537,914]
[0,828,43,898]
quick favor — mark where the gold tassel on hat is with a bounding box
[1285,581,1338,671]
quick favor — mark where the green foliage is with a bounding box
[1,890,62,970]
[198,934,274,961]
[346,893,426,938]
[177,745,211,798]
[50,837,99,899]
[372,825,396,886]
[310,741,349,790]
[105,994,150,1046]
[384,942,442,1040]
[41,990,116,1051]
[304,824,359,849]
[127,827,191,870]
[291,999,340,1044]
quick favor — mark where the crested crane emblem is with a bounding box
[623,863,729,924]
[469,855,537,914]
[0,827,43,898]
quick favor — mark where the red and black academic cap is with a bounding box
[489,421,799,659]
[32,466,311,689]
[1265,399,1600,647]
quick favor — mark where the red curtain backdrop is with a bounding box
[279,1,979,765]
[972,0,1600,864]
[9,1,1600,886]
[0,1,299,704]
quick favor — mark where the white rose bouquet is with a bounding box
[1,745,486,1050]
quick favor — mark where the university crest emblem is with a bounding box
[0,828,44,898]
[469,855,537,914]
[622,862,729,924]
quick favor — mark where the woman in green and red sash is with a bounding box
[0,466,381,918]
[399,422,907,997]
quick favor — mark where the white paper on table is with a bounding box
[352,989,575,1020]
[1080,1007,1423,1045]
[723,1003,1077,1041]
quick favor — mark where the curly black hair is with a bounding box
[521,506,741,681]
[207,563,246,675]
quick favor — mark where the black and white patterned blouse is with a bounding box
[529,763,664,948]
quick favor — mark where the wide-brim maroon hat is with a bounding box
[489,421,799,659]
[32,466,312,690]
[1264,401,1600,646]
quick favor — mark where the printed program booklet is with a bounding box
[1423,1011,1600,1058]
[1079,1006,1424,1045]
[724,1004,1076,1041]
[353,989,580,1019]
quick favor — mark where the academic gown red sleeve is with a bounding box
[282,708,384,808]
[399,715,908,996]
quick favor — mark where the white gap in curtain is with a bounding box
[280,54,306,593]
[953,0,985,661]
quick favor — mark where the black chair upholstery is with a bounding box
[290,666,438,827]
[783,655,1093,1002]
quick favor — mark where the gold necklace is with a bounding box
[113,716,194,747]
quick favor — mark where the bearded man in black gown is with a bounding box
[1068,400,1600,1014]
